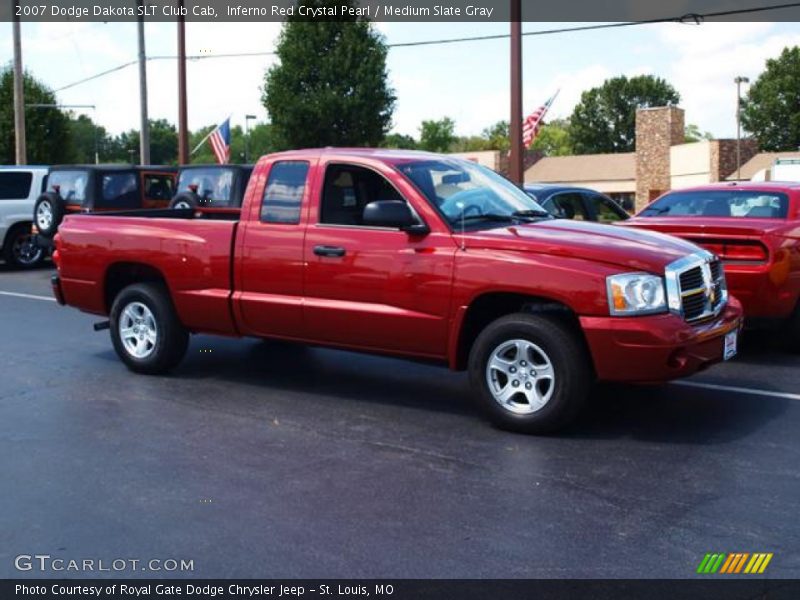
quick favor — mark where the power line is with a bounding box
[53,2,800,93]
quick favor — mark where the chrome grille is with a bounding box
[665,253,727,323]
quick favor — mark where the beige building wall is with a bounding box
[449,150,500,170]
[670,141,713,189]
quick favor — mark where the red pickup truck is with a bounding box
[621,182,800,349]
[51,149,743,433]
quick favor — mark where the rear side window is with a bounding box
[593,195,627,223]
[261,161,309,224]
[48,170,88,205]
[640,190,790,218]
[0,172,33,200]
[101,173,138,208]
[143,174,174,201]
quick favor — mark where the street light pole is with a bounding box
[509,0,523,185]
[734,75,749,181]
[137,0,151,165]
[244,114,256,163]
[12,12,27,165]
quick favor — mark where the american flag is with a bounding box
[208,118,231,164]
[522,90,559,148]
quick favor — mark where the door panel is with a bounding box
[235,159,314,338]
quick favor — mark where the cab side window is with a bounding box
[261,161,309,224]
[550,192,589,220]
[320,164,403,226]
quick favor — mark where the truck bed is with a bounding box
[56,210,240,335]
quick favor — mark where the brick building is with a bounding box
[522,106,759,212]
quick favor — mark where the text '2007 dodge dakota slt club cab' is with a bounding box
[51,149,743,433]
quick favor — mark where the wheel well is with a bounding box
[104,263,166,312]
[454,293,584,370]
[2,221,32,250]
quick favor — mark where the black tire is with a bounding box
[169,191,200,210]
[468,313,592,434]
[109,283,189,374]
[2,224,44,269]
[33,192,65,238]
[786,303,800,353]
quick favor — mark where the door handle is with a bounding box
[313,245,346,258]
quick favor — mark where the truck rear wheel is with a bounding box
[110,283,189,374]
[468,313,592,434]
[787,303,800,353]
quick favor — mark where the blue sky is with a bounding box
[2,20,799,140]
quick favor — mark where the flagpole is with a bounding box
[190,127,215,156]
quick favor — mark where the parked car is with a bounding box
[524,184,629,223]
[620,182,800,348]
[33,165,177,249]
[170,164,253,213]
[51,148,742,434]
[0,166,49,268]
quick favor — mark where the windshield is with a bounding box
[177,168,234,206]
[396,159,549,227]
[640,190,789,219]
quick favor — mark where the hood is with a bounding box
[462,219,704,273]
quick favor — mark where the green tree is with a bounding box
[684,123,714,143]
[481,120,510,152]
[262,0,395,149]
[530,118,573,156]
[107,119,178,164]
[381,132,417,149]
[741,46,800,151]
[418,117,456,152]
[190,122,278,164]
[569,75,680,154]
[0,65,71,165]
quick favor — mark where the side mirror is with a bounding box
[362,200,428,234]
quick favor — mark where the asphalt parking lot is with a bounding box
[1,263,798,579]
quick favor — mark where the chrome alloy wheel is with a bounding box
[485,339,555,414]
[173,201,191,209]
[36,201,53,230]
[119,301,158,359]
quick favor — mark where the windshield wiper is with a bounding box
[511,209,552,219]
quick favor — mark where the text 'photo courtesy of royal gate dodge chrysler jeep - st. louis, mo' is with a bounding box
[50,148,743,434]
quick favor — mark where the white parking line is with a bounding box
[0,290,56,302]
[673,381,800,401]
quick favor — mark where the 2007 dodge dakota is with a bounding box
[51,149,743,433]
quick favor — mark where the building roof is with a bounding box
[726,151,800,181]
[524,152,636,183]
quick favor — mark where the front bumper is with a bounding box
[580,298,743,383]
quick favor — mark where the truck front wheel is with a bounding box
[469,313,592,434]
[110,283,189,374]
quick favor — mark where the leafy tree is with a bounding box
[684,123,714,143]
[381,132,417,149]
[0,65,71,165]
[481,120,510,152]
[418,117,456,152]
[741,46,800,151]
[66,114,114,163]
[262,0,395,149]
[569,75,680,154]
[190,122,278,164]
[530,118,573,156]
[106,119,178,164]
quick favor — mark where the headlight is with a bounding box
[606,272,667,316]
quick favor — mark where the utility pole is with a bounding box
[12,11,27,165]
[177,0,190,164]
[734,76,749,181]
[509,0,523,185]
[137,0,151,165]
